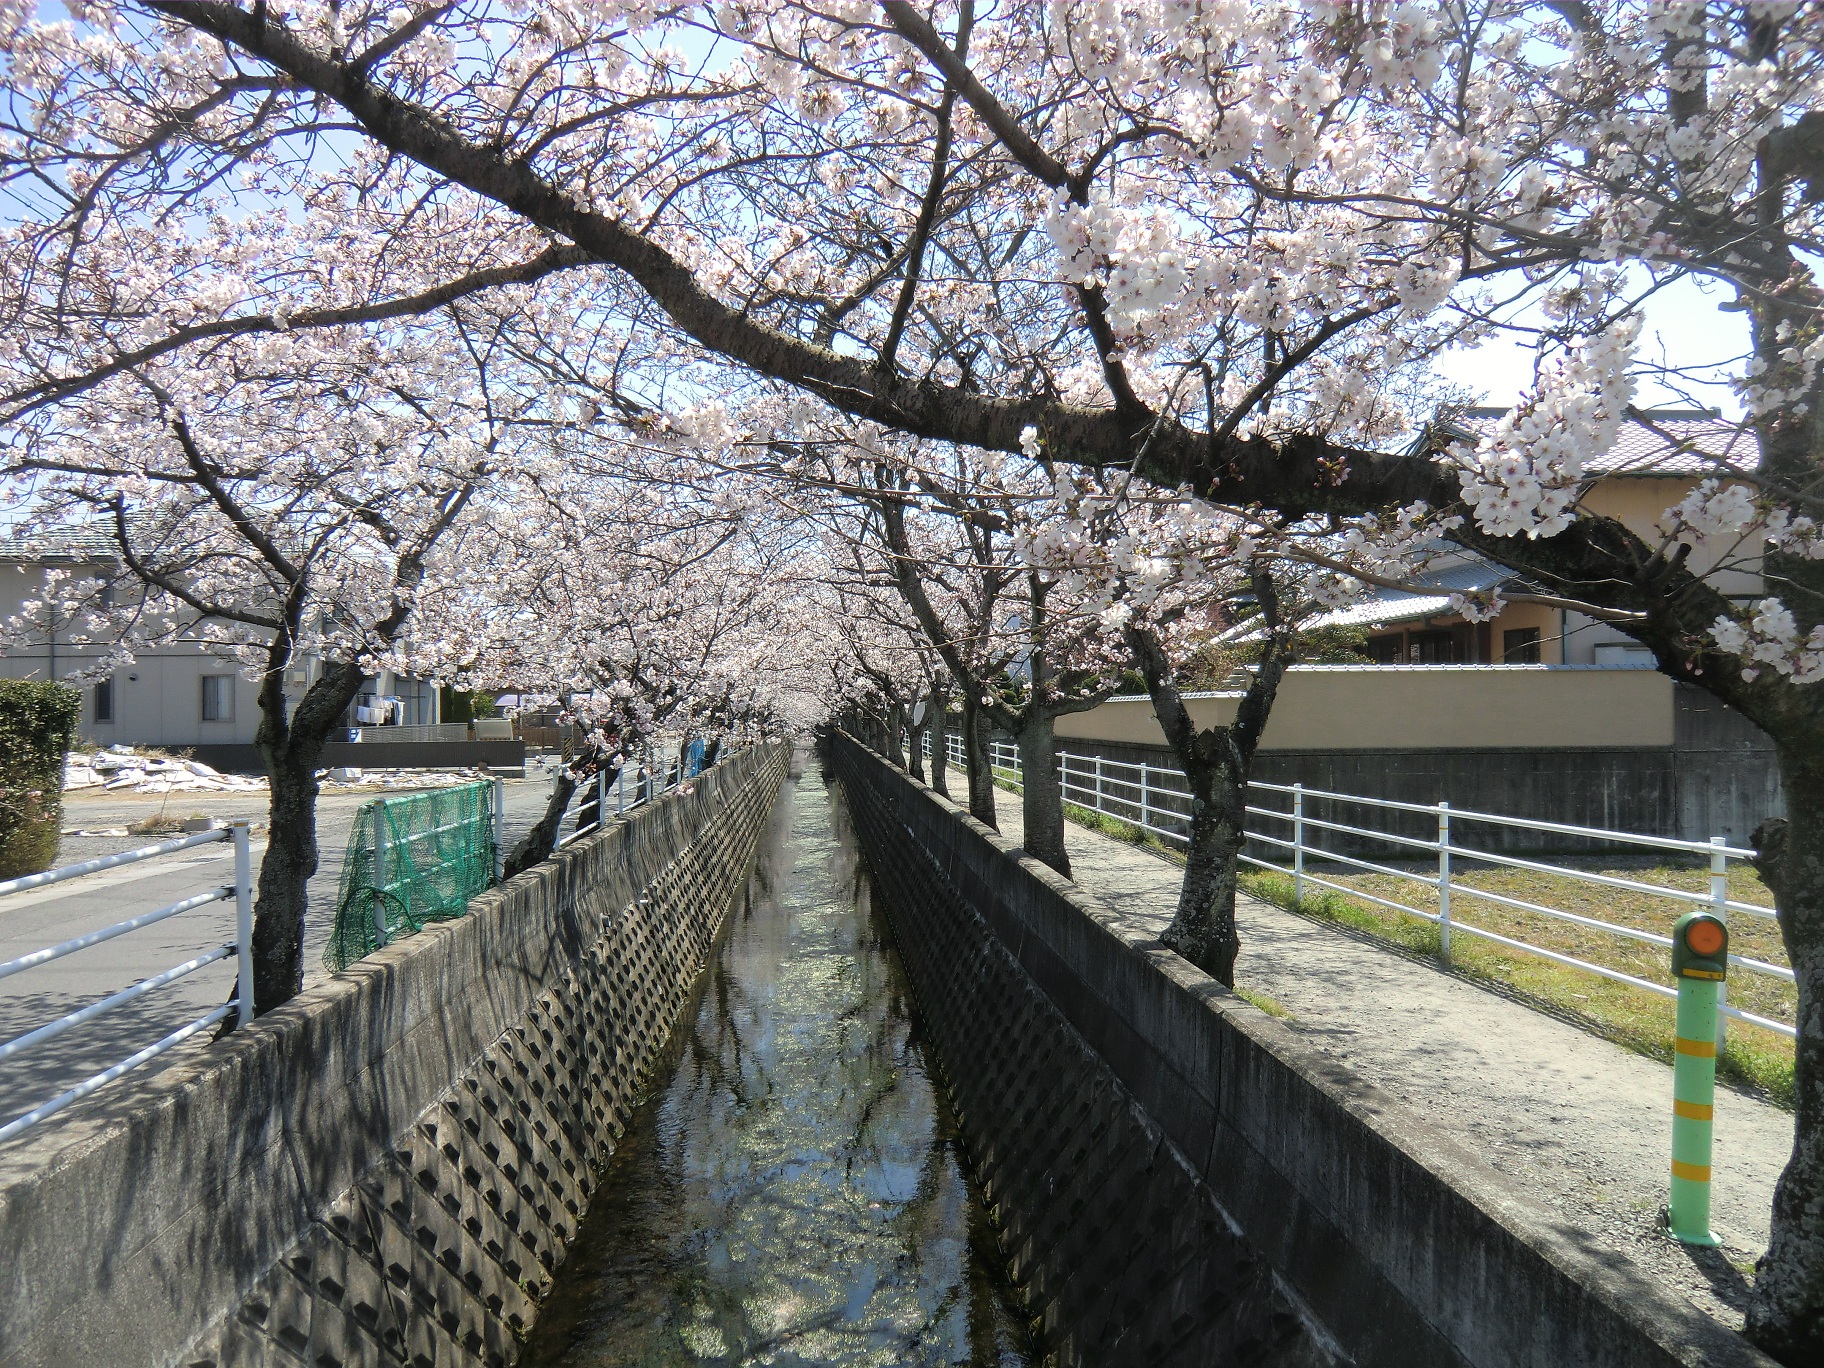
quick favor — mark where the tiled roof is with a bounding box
[1430,406,1757,477]
[0,525,122,561]
[1306,556,1515,632]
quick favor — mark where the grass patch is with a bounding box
[1061,801,1185,860]
[1234,986,1294,1020]
[1240,866,1796,1110]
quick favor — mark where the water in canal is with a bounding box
[520,761,1037,1367]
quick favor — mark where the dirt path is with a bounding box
[991,801,1793,1332]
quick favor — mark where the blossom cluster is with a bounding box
[1712,600,1824,686]
[1455,322,1639,539]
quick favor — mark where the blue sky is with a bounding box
[1435,272,1751,417]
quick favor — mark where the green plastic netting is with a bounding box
[324,781,498,972]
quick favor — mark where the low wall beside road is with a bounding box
[0,742,787,1368]
[832,733,1772,1368]
[189,738,528,775]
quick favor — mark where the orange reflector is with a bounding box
[1685,919,1725,956]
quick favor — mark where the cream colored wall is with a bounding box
[1579,476,1760,595]
[1483,600,1563,663]
[1052,666,1675,750]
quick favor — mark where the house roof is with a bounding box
[1306,557,1513,632]
[0,525,122,562]
[1428,406,1755,477]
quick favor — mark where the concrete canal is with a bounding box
[521,761,1037,1366]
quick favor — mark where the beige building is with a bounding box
[1328,407,1756,666]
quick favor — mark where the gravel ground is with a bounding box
[993,803,1792,1334]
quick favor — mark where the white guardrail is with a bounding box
[556,751,689,848]
[931,732,1795,1041]
[0,823,255,1142]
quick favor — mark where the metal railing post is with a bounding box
[370,802,389,950]
[1140,762,1152,832]
[492,777,506,881]
[1292,784,1305,903]
[617,765,626,815]
[1438,802,1453,964]
[232,822,254,1028]
[596,767,607,831]
[1711,835,1729,1056]
[1094,754,1105,817]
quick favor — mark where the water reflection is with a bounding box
[521,764,1036,1367]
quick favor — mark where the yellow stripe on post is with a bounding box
[1672,1159,1711,1183]
[1675,1036,1716,1058]
[1673,1099,1714,1122]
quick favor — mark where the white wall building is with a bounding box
[0,534,440,750]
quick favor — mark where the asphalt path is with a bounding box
[0,771,563,1139]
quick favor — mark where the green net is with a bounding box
[324,781,498,972]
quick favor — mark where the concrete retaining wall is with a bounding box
[1053,667,1680,750]
[831,733,1773,1368]
[1055,728,1780,853]
[0,743,787,1368]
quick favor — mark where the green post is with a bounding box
[1668,910,1728,1246]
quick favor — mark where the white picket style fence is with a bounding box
[928,731,1794,1040]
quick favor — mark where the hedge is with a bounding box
[0,680,81,880]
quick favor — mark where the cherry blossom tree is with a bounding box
[0,315,510,1012]
[6,0,1824,1348]
[408,444,839,866]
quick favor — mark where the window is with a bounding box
[200,674,234,722]
[1502,628,1542,664]
[1408,629,1462,664]
[92,678,113,723]
[1364,634,1404,664]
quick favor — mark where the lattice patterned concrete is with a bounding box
[834,739,1334,1368]
[182,746,787,1368]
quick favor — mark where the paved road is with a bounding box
[993,803,1793,1334]
[0,771,564,1137]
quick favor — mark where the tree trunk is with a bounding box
[908,710,928,783]
[249,750,322,1013]
[1163,759,1246,986]
[1746,750,1824,1361]
[504,769,578,878]
[884,701,907,768]
[1016,710,1070,877]
[960,694,996,829]
[1125,596,1292,994]
[928,685,950,798]
[247,659,364,1016]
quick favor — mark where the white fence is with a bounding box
[349,722,472,744]
[0,825,255,1142]
[932,732,1795,1040]
[557,749,691,848]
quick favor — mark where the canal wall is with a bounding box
[830,732,1773,1368]
[0,742,789,1368]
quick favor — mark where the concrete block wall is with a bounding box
[831,734,1774,1368]
[0,742,787,1368]
[1055,735,1781,853]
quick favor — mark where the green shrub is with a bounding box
[0,680,81,879]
